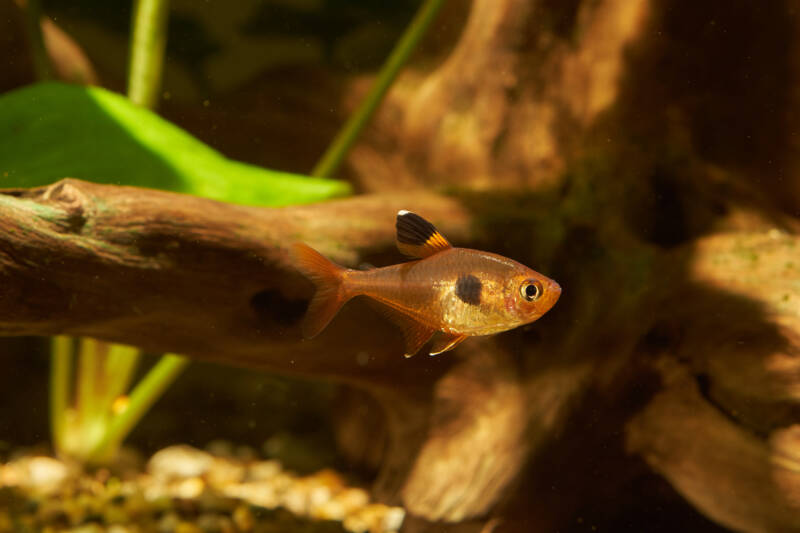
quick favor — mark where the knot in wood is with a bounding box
[42,180,88,232]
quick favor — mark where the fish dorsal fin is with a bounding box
[396,210,452,258]
[370,301,435,357]
[429,332,468,356]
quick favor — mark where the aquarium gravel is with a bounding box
[0,445,404,533]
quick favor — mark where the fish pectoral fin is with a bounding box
[395,210,452,258]
[429,333,468,356]
[369,301,435,357]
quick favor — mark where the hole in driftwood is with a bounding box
[250,289,307,325]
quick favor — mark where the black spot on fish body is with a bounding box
[455,274,482,306]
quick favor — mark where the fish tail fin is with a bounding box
[291,243,351,339]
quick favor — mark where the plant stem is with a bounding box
[310,0,447,178]
[127,0,170,108]
[103,343,141,408]
[50,336,73,452]
[23,0,52,81]
[77,338,102,427]
[89,354,188,462]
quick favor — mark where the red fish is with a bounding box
[291,211,561,357]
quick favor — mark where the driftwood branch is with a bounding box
[626,358,800,532]
[0,178,469,384]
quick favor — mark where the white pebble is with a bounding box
[4,456,69,494]
[148,445,213,480]
[223,482,280,509]
[172,477,204,499]
[247,460,281,481]
[382,507,406,531]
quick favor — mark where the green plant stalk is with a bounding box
[50,336,74,452]
[89,354,189,462]
[103,343,141,408]
[77,338,103,428]
[127,0,170,108]
[311,0,447,178]
[23,0,53,81]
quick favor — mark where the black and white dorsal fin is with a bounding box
[395,210,452,258]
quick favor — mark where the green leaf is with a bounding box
[0,82,350,206]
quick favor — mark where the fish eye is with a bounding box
[521,279,543,302]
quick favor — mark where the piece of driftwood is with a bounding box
[627,358,800,532]
[0,179,470,381]
[622,232,800,532]
[349,0,800,526]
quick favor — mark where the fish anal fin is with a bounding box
[429,332,468,356]
[396,210,452,258]
[402,322,437,358]
[370,301,435,357]
[290,243,350,339]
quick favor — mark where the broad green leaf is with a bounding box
[0,82,350,206]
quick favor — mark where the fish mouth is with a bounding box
[549,280,562,304]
